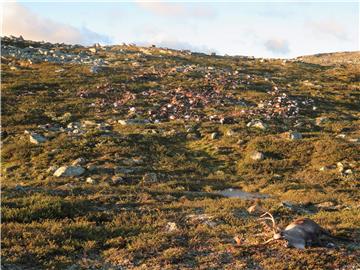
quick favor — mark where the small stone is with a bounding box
[344,169,353,175]
[88,47,97,53]
[72,157,86,166]
[29,133,47,144]
[288,131,302,140]
[336,162,344,172]
[53,166,85,177]
[247,120,267,130]
[319,166,329,171]
[165,222,178,232]
[336,134,346,138]
[142,172,157,182]
[250,151,264,161]
[86,177,96,184]
[210,132,219,140]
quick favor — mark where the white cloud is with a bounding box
[308,20,349,40]
[264,38,290,54]
[2,1,111,45]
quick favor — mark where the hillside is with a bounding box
[297,51,360,66]
[1,36,360,270]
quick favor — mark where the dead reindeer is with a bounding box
[258,212,350,249]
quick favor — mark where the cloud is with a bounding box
[308,20,349,40]
[2,1,111,45]
[135,0,216,19]
[264,38,290,54]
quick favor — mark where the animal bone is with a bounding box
[259,213,346,249]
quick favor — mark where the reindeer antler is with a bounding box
[259,212,276,228]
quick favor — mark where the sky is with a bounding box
[1,0,359,58]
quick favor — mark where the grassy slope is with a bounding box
[1,43,360,269]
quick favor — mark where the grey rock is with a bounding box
[53,166,85,177]
[29,133,47,144]
[247,120,267,130]
[289,131,302,140]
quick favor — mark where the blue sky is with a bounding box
[2,1,359,58]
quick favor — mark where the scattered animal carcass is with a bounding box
[258,212,349,249]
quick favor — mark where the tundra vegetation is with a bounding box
[1,37,359,269]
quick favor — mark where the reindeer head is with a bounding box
[258,212,283,244]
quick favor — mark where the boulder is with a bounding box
[53,166,85,177]
[29,133,47,144]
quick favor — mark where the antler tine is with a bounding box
[259,212,276,229]
[262,238,275,245]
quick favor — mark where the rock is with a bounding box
[210,132,219,140]
[88,48,97,53]
[83,120,97,126]
[165,222,178,232]
[344,169,353,175]
[348,138,360,143]
[86,177,96,184]
[336,162,344,173]
[319,166,329,171]
[288,131,302,140]
[247,120,267,130]
[336,134,346,138]
[29,133,47,144]
[250,151,264,161]
[142,172,157,182]
[53,166,85,177]
[72,157,86,166]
